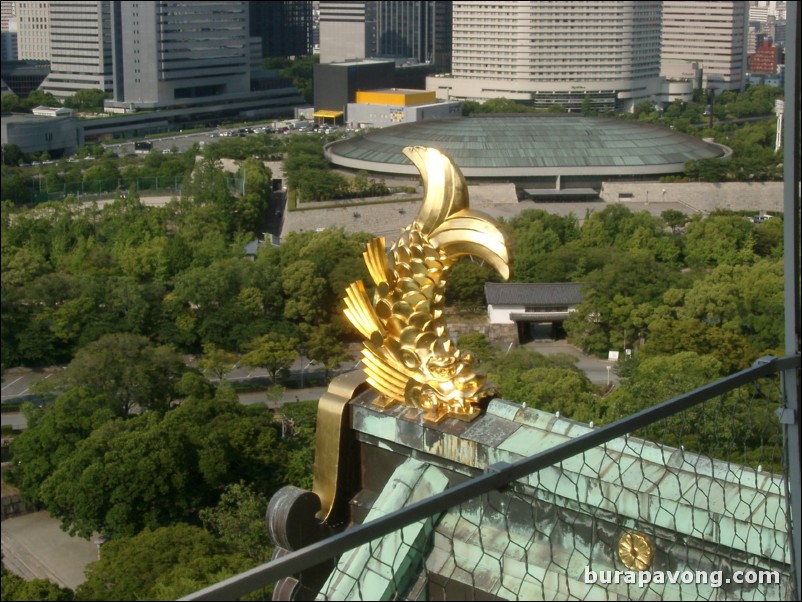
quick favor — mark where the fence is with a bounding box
[28,175,243,203]
[182,354,800,601]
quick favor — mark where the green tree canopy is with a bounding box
[76,524,252,601]
[199,481,272,561]
[1,564,73,601]
[242,332,298,383]
[36,394,283,538]
[63,333,186,416]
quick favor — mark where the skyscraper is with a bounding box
[429,1,663,112]
[14,1,50,61]
[319,1,377,63]
[250,1,313,59]
[40,1,112,98]
[661,1,749,90]
[110,1,250,108]
[319,1,450,68]
[1,1,18,63]
[375,1,451,67]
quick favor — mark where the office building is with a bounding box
[40,1,113,98]
[14,1,50,61]
[661,1,749,90]
[319,1,377,63]
[375,1,451,67]
[319,1,450,68]
[250,1,313,59]
[109,1,250,109]
[428,1,665,113]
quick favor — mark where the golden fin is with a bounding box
[361,344,408,402]
[403,146,468,235]
[429,209,511,280]
[343,281,384,341]
[364,237,393,287]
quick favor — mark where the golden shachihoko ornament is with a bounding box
[343,146,510,423]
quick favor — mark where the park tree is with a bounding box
[484,348,596,421]
[275,400,319,489]
[198,342,238,382]
[446,259,501,308]
[753,217,783,258]
[0,565,73,601]
[242,332,299,383]
[63,88,108,111]
[81,158,119,194]
[1,93,22,113]
[457,332,499,366]
[22,89,60,109]
[564,251,678,355]
[36,394,283,539]
[199,481,272,561]
[76,524,251,601]
[503,209,580,282]
[605,351,724,420]
[235,157,272,232]
[683,214,756,267]
[661,209,689,233]
[641,317,755,374]
[63,333,186,416]
[305,323,351,381]
[281,259,329,325]
[2,144,25,167]
[6,388,114,505]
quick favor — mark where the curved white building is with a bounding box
[427,1,665,113]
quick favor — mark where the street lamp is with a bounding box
[300,360,314,388]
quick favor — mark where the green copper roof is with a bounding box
[326,115,726,178]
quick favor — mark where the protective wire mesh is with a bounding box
[316,374,789,601]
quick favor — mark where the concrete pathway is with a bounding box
[526,339,619,387]
[1,511,99,590]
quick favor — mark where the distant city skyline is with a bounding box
[0,1,787,111]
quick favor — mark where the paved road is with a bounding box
[526,339,619,386]
[1,368,60,404]
[1,511,99,591]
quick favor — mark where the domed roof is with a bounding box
[325,115,726,178]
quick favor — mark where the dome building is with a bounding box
[325,115,728,186]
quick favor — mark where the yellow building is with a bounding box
[355,89,437,107]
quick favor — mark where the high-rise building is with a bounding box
[1,2,18,63]
[14,1,50,61]
[319,1,450,68]
[661,1,749,91]
[428,1,664,113]
[1,3,15,31]
[250,1,313,59]
[110,1,250,108]
[319,1,377,63]
[375,1,451,67]
[40,1,112,98]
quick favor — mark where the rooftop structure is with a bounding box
[346,87,460,129]
[325,115,726,179]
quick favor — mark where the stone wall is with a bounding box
[280,183,519,241]
[600,181,783,214]
[1,493,34,521]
